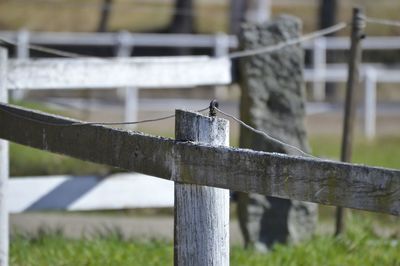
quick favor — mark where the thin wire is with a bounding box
[229,22,347,59]
[1,22,348,60]
[0,105,209,127]
[214,107,317,159]
[0,38,94,58]
[365,17,400,28]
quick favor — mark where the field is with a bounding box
[0,0,400,35]
[10,214,399,266]
[8,100,400,265]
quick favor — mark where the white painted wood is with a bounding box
[7,57,231,90]
[124,87,138,128]
[174,110,230,266]
[12,29,29,101]
[8,174,174,213]
[312,37,327,101]
[8,176,67,212]
[214,33,230,57]
[115,38,138,129]
[0,48,9,266]
[70,173,173,210]
[245,0,271,23]
[364,67,377,139]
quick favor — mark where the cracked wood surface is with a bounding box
[0,103,399,215]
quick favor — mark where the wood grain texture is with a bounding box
[0,103,399,215]
[174,110,229,266]
[0,48,9,266]
[7,57,231,89]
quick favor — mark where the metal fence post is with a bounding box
[364,67,377,140]
[116,31,138,128]
[0,48,9,266]
[174,108,229,266]
[312,37,327,101]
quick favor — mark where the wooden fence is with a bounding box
[0,48,399,265]
[0,48,231,266]
[4,29,400,138]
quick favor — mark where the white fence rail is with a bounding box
[305,64,400,139]
[7,57,231,90]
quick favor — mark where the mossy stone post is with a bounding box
[237,15,318,252]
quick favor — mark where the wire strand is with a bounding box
[0,104,209,127]
[0,38,94,58]
[365,17,400,28]
[229,22,347,59]
[214,107,317,159]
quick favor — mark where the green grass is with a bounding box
[9,100,116,176]
[10,143,114,176]
[10,215,400,266]
[310,135,400,170]
[11,232,173,266]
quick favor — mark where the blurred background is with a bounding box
[2,0,399,265]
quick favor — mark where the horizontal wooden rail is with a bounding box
[7,56,231,89]
[1,104,399,215]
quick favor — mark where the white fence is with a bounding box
[2,30,235,123]
[4,56,231,214]
[1,31,400,138]
[304,64,400,139]
[1,47,399,265]
[305,36,400,139]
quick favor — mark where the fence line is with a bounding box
[304,64,400,139]
[1,103,399,215]
[0,14,399,265]
[2,30,400,139]
[0,24,399,263]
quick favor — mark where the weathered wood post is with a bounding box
[0,48,9,266]
[174,108,229,266]
[335,7,365,236]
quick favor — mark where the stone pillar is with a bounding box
[237,15,318,252]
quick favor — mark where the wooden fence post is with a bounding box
[174,109,229,266]
[0,48,9,266]
[335,7,365,236]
